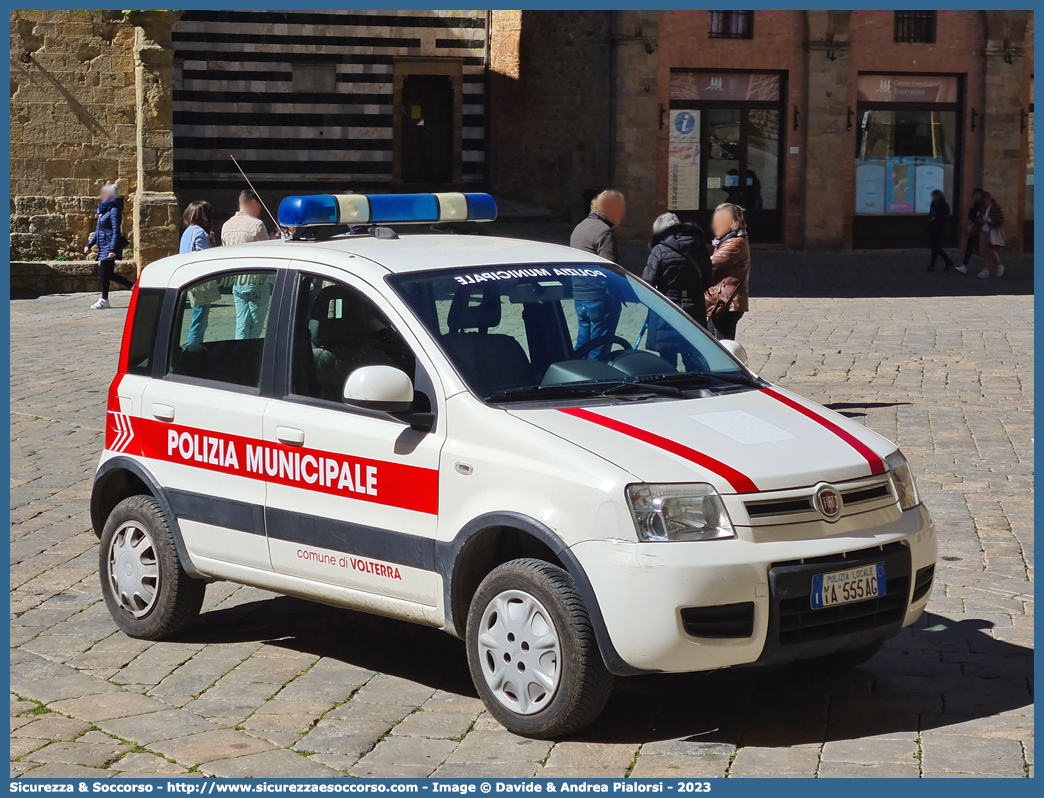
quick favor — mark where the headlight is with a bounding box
[625,483,736,542]
[886,451,920,510]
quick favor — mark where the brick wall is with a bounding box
[489,10,612,222]
[10,11,139,259]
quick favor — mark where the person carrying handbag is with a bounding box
[976,192,1006,279]
[180,201,220,346]
[705,203,751,341]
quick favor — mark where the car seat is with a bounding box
[441,285,533,397]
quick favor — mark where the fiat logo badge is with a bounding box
[815,485,842,521]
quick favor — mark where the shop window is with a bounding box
[894,11,936,44]
[854,74,959,217]
[708,11,753,40]
[855,110,956,214]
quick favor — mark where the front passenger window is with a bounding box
[291,274,417,403]
[168,270,275,389]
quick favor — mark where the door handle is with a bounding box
[275,426,305,446]
[151,404,175,422]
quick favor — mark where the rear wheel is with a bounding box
[466,558,613,738]
[99,496,205,640]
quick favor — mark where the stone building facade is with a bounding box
[488,9,1035,251]
[10,9,1034,265]
[10,9,489,266]
[11,10,181,268]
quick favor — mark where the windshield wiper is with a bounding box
[637,371,761,389]
[599,381,684,398]
[485,385,598,403]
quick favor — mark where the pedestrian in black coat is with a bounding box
[644,213,713,323]
[926,190,954,272]
[642,213,713,370]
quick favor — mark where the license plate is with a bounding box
[811,562,885,609]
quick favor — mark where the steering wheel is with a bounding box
[572,334,633,360]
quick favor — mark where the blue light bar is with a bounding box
[277,192,497,228]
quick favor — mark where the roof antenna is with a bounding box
[230,155,289,241]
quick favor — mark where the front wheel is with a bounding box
[465,559,614,738]
[99,495,206,640]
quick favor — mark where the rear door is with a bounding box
[261,264,446,606]
[139,259,287,571]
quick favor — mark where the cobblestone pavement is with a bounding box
[10,249,1033,778]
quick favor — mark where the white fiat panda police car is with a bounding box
[93,192,936,738]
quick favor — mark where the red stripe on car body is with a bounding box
[108,416,439,515]
[559,407,759,494]
[761,388,886,476]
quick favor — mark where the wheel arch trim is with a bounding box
[437,511,652,676]
[92,456,209,580]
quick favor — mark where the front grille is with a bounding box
[743,479,896,526]
[912,563,935,602]
[681,602,755,638]
[769,542,911,646]
[842,484,892,505]
[778,574,909,645]
[745,497,813,518]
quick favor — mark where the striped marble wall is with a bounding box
[171,10,488,197]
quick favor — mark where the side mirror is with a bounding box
[720,339,748,366]
[343,366,414,413]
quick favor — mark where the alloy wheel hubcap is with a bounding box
[108,521,159,618]
[477,590,561,715]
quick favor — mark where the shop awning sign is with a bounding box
[857,75,959,104]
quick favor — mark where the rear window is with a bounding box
[125,288,164,376]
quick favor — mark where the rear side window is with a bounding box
[168,270,276,388]
[125,288,164,376]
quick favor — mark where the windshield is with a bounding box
[388,263,753,403]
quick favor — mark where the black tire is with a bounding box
[99,495,205,640]
[465,558,614,739]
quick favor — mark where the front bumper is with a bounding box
[571,503,936,674]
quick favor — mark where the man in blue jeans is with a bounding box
[231,275,273,339]
[569,190,626,359]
